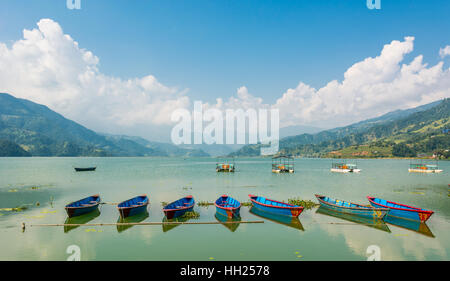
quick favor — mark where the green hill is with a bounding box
[230,99,450,158]
[0,139,31,157]
[0,93,208,157]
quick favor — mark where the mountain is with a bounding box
[0,93,208,157]
[0,139,31,156]
[230,99,450,158]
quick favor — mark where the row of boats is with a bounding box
[65,193,434,224]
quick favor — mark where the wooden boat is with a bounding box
[216,163,235,172]
[163,195,195,219]
[367,196,434,223]
[315,206,390,233]
[331,163,360,173]
[249,194,303,217]
[272,155,294,173]
[214,195,241,218]
[65,194,101,218]
[250,206,304,231]
[74,167,96,172]
[315,194,388,220]
[408,163,442,173]
[117,195,149,218]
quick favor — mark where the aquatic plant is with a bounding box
[197,201,214,207]
[287,198,319,210]
[182,211,200,219]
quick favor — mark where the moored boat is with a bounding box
[367,196,434,223]
[163,195,195,219]
[214,195,241,218]
[408,163,442,173]
[65,194,101,218]
[331,162,360,173]
[248,194,303,217]
[271,155,294,173]
[117,195,149,218]
[74,167,96,172]
[315,194,388,220]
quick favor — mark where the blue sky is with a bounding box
[0,1,449,141]
[1,0,449,103]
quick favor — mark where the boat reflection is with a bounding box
[250,206,304,231]
[116,211,149,233]
[215,212,241,232]
[162,216,191,233]
[315,206,390,233]
[384,215,435,238]
[64,209,101,233]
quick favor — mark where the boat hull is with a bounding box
[65,195,101,218]
[215,195,241,218]
[408,168,442,173]
[163,196,195,220]
[117,195,149,218]
[316,195,388,220]
[249,195,303,218]
[367,197,433,223]
[74,167,96,172]
[331,168,361,173]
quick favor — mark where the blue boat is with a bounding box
[215,195,241,218]
[367,196,434,223]
[249,194,303,217]
[117,195,149,218]
[315,194,389,220]
[65,194,101,218]
[163,195,195,219]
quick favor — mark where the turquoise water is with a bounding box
[0,157,448,261]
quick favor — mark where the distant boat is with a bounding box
[271,155,294,173]
[367,196,434,223]
[65,194,101,218]
[117,195,149,218]
[249,194,303,217]
[214,195,241,218]
[163,195,195,219]
[408,163,442,173]
[315,194,388,220]
[331,162,360,173]
[74,167,96,172]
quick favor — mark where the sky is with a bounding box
[0,0,449,142]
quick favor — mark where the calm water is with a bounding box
[0,157,449,261]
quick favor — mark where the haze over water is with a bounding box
[0,157,448,260]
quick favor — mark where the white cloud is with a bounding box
[1,19,449,141]
[272,37,450,128]
[439,45,450,58]
[0,18,189,134]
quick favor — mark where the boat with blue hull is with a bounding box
[315,194,389,220]
[163,195,195,219]
[249,194,303,217]
[65,194,101,218]
[74,167,96,172]
[215,195,241,218]
[367,196,434,223]
[117,195,149,218]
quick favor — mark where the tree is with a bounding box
[392,143,416,157]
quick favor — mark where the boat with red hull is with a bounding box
[367,196,434,223]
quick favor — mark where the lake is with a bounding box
[0,157,448,260]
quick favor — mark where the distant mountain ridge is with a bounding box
[0,93,209,157]
[230,98,450,157]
